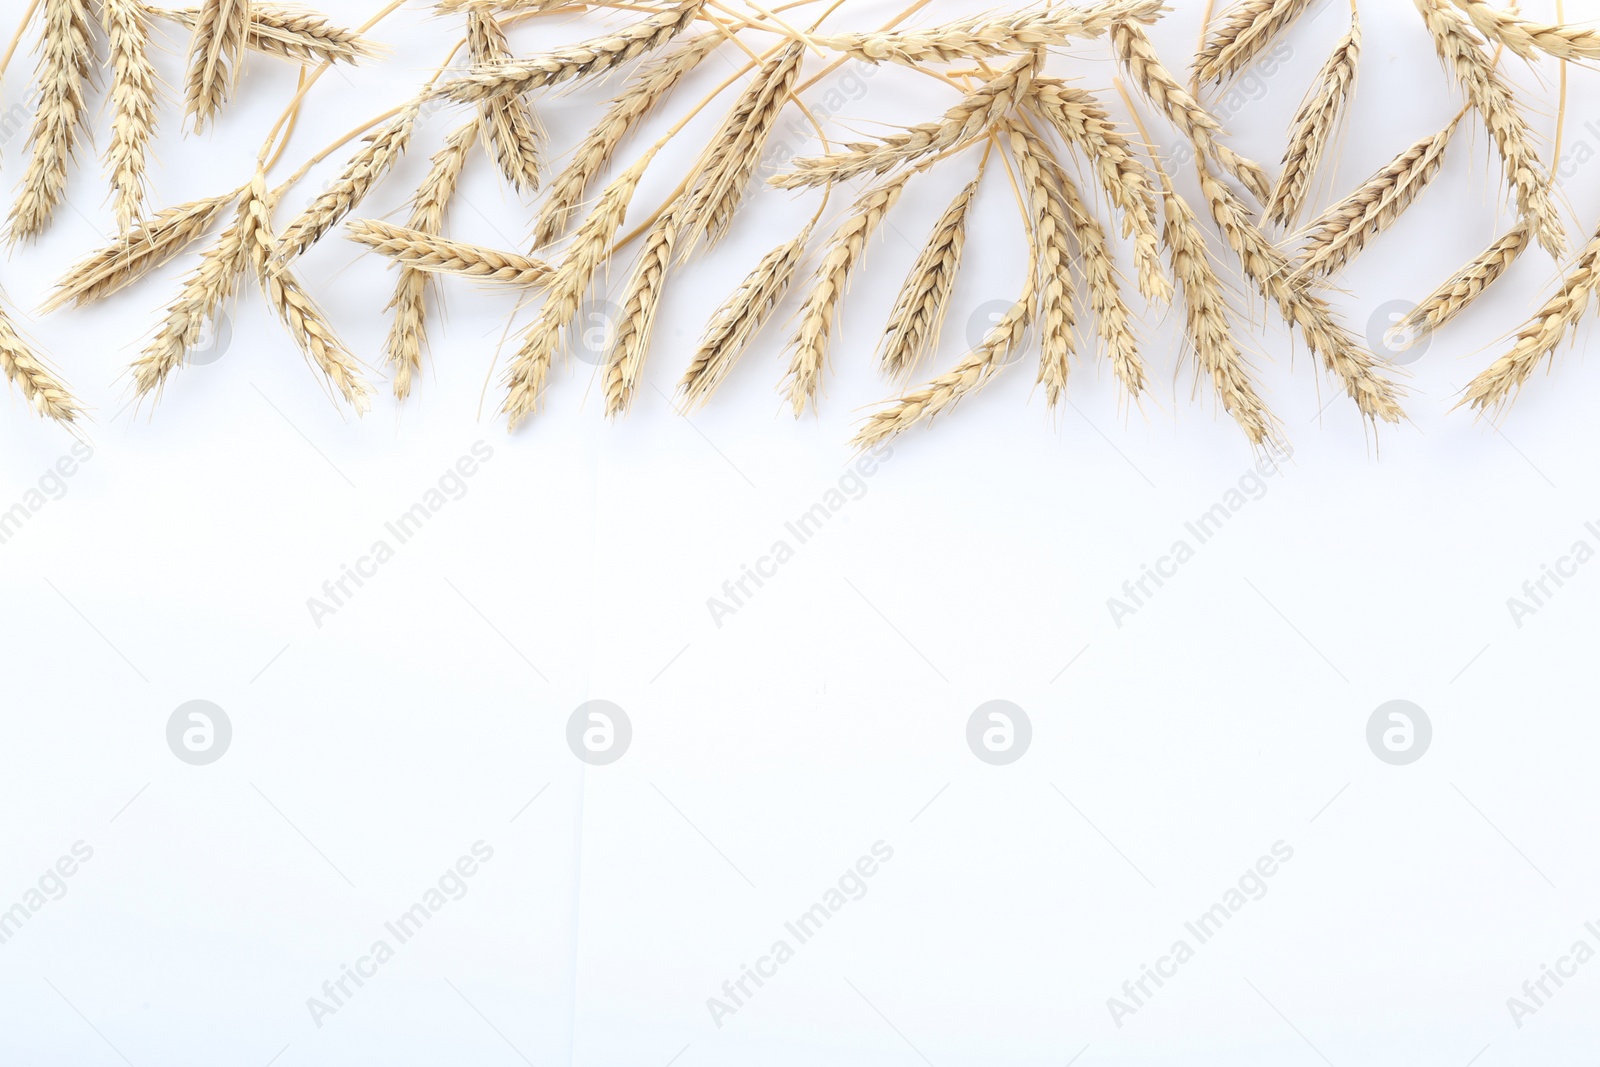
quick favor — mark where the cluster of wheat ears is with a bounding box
[0,0,1595,448]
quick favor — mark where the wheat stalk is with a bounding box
[439,0,705,101]
[1460,224,1600,413]
[184,0,252,130]
[278,103,422,260]
[1290,117,1459,283]
[1196,160,1405,424]
[773,52,1038,189]
[532,33,721,249]
[817,0,1164,65]
[679,40,803,255]
[1413,0,1565,258]
[604,209,677,417]
[384,121,477,402]
[102,0,158,234]
[1028,80,1168,305]
[879,178,978,382]
[679,229,810,409]
[8,0,93,245]
[1449,0,1600,61]
[44,192,237,313]
[350,218,553,286]
[1266,13,1360,228]
[503,150,655,429]
[782,172,911,416]
[158,5,379,65]
[1112,19,1271,202]
[435,0,570,12]
[1194,0,1316,84]
[1392,222,1529,344]
[0,295,80,423]
[468,7,544,193]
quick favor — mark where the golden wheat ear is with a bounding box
[880,178,981,384]
[1266,12,1360,229]
[8,0,94,245]
[468,7,545,193]
[183,0,252,131]
[1391,223,1529,346]
[351,219,553,287]
[277,103,422,261]
[1449,0,1600,61]
[817,0,1165,66]
[0,295,81,424]
[604,210,678,418]
[158,5,381,66]
[101,0,158,234]
[45,193,238,314]
[1194,0,1317,85]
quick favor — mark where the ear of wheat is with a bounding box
[0,295,80,423]
[1448,0,1600,62]
[157,5,379,66]
[101,0,158,234]
[278,103,422,260]
[1392,222,1529,343]
[184,0,253,130]
[350,218,553,287]
[1008,126,1077,407]
[818,0,1165,65]
[603,208,678,418]
[680,229,811,409]
[880,178,980,382]
[8,0,94,245]
[1194,0,1316,85]
[468,8,545,193]
[1266,13,1360,228]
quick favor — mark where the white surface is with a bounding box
[3,1,1600,1064]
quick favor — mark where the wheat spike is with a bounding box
[350,218,553,286]
[1449,0,1600,62]
[604,210,677,417]
[1392,223,1529,344]
[503,150,655,429]
[1197,159,1405,424]
[384,121,477,402]
[1112,19,1271,202]
[1194,0,1316,84]
[158,5,379,65]
[440,0,705,101]
[468,7,544,192]
[783,172,910,416]
[183,0,252,129]
[1413,0,1564,257]
[1266,14,1360,228]
[1291,117,1459,283]
[679,41,803,255]
[0,294,80,423]
[880,178,978,382]
[1460,224,1600,413]
[278,103,421,260]
[8,0,93,244]
[101,0,157,234]
[680,229,810,409]
[533,33,721,249]
[774,52,1038,190]
[818,0,1164,65]
[436,0,575,13]
[1006,125,1078,405]
[1028,80,1168,305]
[45,192,237,313]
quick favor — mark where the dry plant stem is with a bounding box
[1461,223,1600,413]
[1291,117,1460,283]
[1006,126,1077,406]
[102,0,157,233]
[439,0,706,100]
[533,32,722,249]
[774,51,1038,189]
[680,41,804,254]
[503,150,656,428]
[1448,0,1600,61]
[184,0,251,129]
[1392,222,1529,342]
[818,0,1163,65]
[1028,80,1168,305]
[1413,0,1564,257]
[468,7,545,192]
[350,218,552,285]
[385,121,477,401]
[679,228,810,408]
[782,172,910,416]
[8,0,93,244]
[45,192,238,312]
[879,177,978,381]
[1196,160,1405,424]
[1112,19,1270,202]
[604,210,677,417]
[1194,0,1315,84]
[0,295,80,423]
[1266,12,1360,227]
[156,5,380,64]
[278,103,421,259]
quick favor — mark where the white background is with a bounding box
[3,0,1600,1063]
